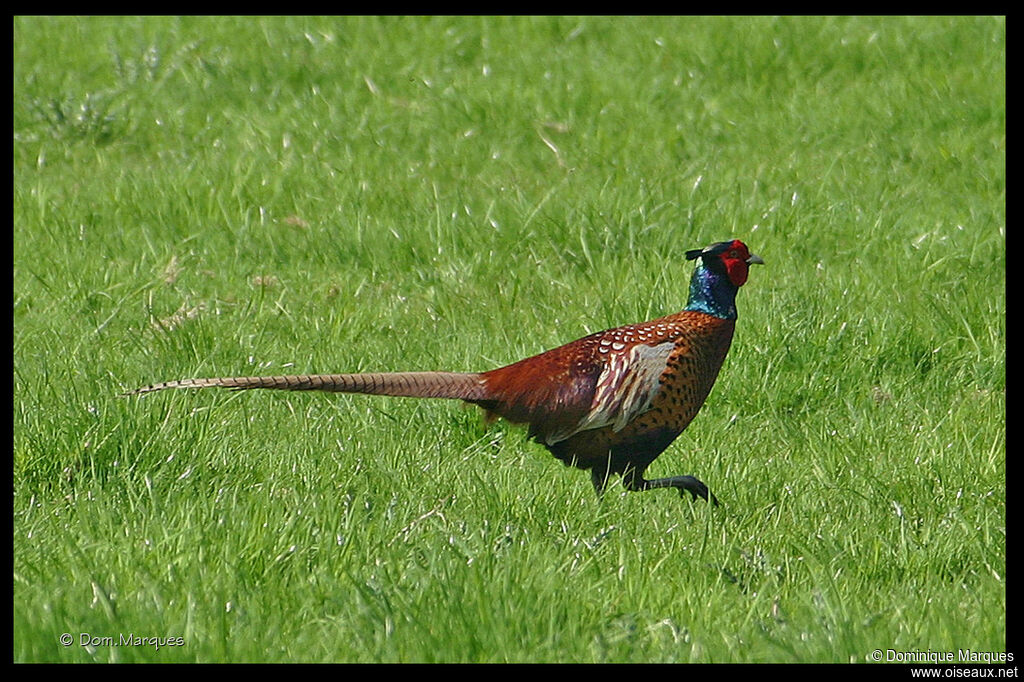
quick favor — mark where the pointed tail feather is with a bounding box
[123,372,491,401]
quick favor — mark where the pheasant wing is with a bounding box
[478,319,688,446]
[545,340,675,443]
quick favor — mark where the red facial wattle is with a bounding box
[721,240,752,287]
[724,258,748,287]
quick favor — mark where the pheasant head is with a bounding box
[683,239,764,320]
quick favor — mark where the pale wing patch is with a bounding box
[544,341,674,444]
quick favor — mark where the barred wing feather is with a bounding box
[544,341,675,444]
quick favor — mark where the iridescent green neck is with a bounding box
[684,262,739,320]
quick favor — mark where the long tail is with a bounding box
[123,372,492,401]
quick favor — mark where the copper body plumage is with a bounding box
[127,239,763,504]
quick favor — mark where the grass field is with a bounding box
[13,16,1005,663]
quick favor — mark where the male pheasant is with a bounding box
[127,239,763,504]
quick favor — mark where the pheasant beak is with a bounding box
[746,253,765,265]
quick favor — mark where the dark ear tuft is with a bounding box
[685,248,704,261]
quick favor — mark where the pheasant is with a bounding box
[127,239,763,504]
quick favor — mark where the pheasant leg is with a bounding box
[625,472,719,506]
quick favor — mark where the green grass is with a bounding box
[14,16,1004,663]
